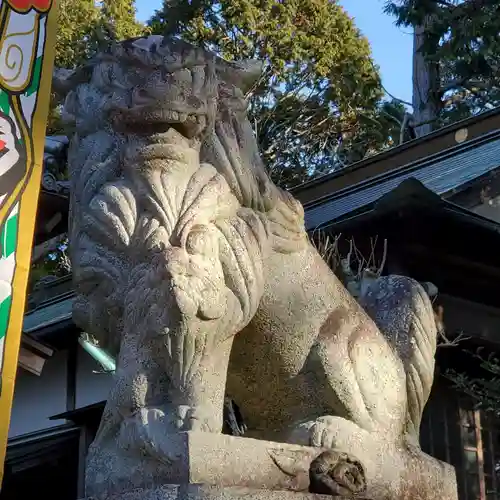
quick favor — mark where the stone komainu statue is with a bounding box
[56,36,456,500]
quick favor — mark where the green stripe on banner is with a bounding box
[0,295,11,341]
[0,214,18,259]
[0,91,9,115]
[25,57,42,97]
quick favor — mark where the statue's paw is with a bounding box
[117,403,223,461]
[310,416,370,449]
[145,403,220,433]
[289,415,371,450]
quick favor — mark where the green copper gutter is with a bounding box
[78,333,116,373]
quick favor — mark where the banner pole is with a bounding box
[0,0,59,486]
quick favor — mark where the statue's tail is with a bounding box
[358,275,438,444]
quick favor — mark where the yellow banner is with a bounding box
[0,0,58,484]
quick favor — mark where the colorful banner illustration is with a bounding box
[0,0,58,484]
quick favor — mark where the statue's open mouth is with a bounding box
[163,110,208,138]
[119,107,209,139]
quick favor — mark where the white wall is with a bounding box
[472,198,500,223]
[75,346,113,409]
[9,350,67,438]
[8,345,114,439]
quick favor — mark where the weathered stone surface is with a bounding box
[358,275,437,445]
[85,433,455,500]
[85,432,325,498]
[59,34,458,500]
[88,484,366,500]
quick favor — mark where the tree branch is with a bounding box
[440,78,490,94]
[369,60,413,107]
[382,84,413,108]
[400,112,413,145]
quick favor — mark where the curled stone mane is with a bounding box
[201,83,305,253]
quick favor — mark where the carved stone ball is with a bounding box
[309,450,367,497]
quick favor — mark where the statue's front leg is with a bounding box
[116,228,249,440]
[85,220,266,498]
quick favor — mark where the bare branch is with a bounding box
[382,85,413,108]
[438,330,471,348]
[436,305,471,349]
[368,60,413,108]
[377,239,388,277]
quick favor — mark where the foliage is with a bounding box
[55,0,145,69]
[55,0,101,69]
[100,0,146,40]
[46,96,65,136]
[30,237,71,289]
[445,347,500,418]
[149,0,387,187]
[385,0,500,127]
[340,99,412,165]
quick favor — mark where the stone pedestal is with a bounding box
[85,432,457,500]
[86,432,319,497]
[91,485,360,500]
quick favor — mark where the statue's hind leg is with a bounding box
[299,298,408,436]
[229,243,457,499]
[283,272,455,499]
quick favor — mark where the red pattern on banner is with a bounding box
[5,0,52,13]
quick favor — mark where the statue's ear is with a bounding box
[216,59,264,94]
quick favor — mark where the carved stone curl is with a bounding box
[58,35,457,500]
[309,450,366,497]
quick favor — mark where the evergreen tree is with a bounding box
[55,0,101,69]
[149,0,386,187]
[385,0,500,137]
[51,0,145,134]
[55,0,145,69]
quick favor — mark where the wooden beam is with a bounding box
[44,212,62,234]
[400,243,500,280]
[18,348,46,376]
[21,334,53,357]
[18,334,54,376]
[66,340,77,412]
[77,426,92,498]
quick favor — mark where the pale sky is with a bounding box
[339,0,413,103]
